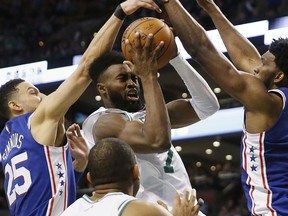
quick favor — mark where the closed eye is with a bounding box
[28,87,40,95]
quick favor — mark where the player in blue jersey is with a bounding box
[61,137,203,216]
[0,0,163,215]
[162,0,288,214]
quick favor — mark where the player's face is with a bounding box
[253,51,282,89]
[13,81,46,114]
[101,64,144,112]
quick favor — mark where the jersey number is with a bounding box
[5,152,32,206]
[164,149,174,173]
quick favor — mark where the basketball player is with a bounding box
[162,0,288,214]
[60,137,203,216]
[0,0,162,215]
[82,14,219,215]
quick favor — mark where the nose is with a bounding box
[127,79,137,87]
[253,67,259,74]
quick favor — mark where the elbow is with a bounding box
[201,101,220,120]
[195,99,220,120]
[212,100,220,114]
[203,90,220,118]
[190,95,220,120]
[151,135,172,152]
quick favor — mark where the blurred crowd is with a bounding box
[0,0,287,69]
[186,161,248,215]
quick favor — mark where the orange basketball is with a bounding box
[121,17,176,69]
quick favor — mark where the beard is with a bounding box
[108,90,145,113]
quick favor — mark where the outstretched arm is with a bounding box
[196,0,261,73]
[162,0,282,134]
[31,0,162,146]
[168,53,219,129]
[38,0,162,121]
[161,0,273,113]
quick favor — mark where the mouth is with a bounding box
[127,90,139,102]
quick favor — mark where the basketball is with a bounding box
[121,17,176,69]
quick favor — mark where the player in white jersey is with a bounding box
[82,27,219,213]
[83,107,192,208]
[0,0,163,215]
[60,137,203,216]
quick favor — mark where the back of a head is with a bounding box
[89,50,126,84]
[269,37,288,79]
[88,137,136,187]
[0,79,25,119]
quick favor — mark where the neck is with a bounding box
[90,183,132,201]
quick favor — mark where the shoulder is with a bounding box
[122,200,170,216]
[61,196,90,216]
[83,107,130,128]
[269,87,288,97]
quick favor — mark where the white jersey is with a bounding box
[82,107,201,211]
[60,192,136,216]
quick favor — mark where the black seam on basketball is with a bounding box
[157,25,172,60]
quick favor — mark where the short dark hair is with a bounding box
[0,79,25,119]
[269,37,288,76]
[87,137,136,187]
[88,50,126,84]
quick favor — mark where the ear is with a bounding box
[132,164,140,180]
[87,172,93,184]
[97,83,106,94]
[8,100,22,113]
[275,72,285,83]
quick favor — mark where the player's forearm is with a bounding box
[48,9,125,119]
[199,1,261,73]
[163,0,242,97]
[141,76,172,151]
[170,54,219,120]
[79,15,124,69]
[163,0,209,58]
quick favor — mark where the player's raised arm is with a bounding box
[196,0,261,73]
[31,0,162,146]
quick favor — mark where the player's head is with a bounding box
[89,50,144,112]
[256,37,288,89]
[0,79,45,119]
[87,137,140,196]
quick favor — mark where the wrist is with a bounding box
[73,159,88,173]
[203,3,220,14]
[114,4,127,20]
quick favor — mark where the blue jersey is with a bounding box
[241,88,288,215]
[0,113,79,216]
